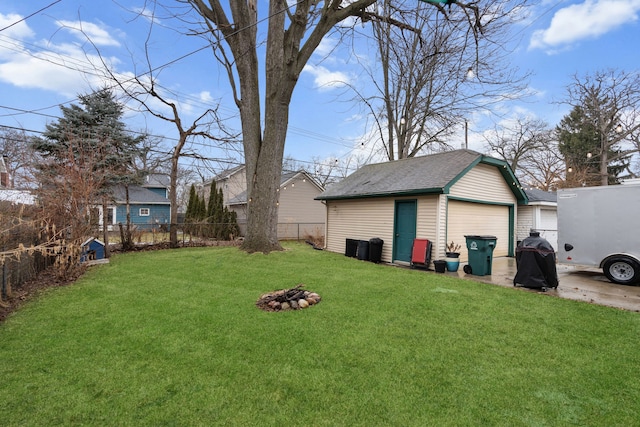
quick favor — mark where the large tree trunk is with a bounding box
[190,0,377,253]
[238,0,290,253]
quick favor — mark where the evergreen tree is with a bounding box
[186,180,240,240]
[30,88,142,247]
[185,184,198,234]
[206,180,219,238]
[557,105,629,186]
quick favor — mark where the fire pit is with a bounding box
[256,284,321,312]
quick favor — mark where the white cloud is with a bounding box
[0,15,127,97]
[0,13,35,39]
[199,91,213,103]
[529,0,640,51]
[0,28,119,97]
[302,64,351,91]
[0,50,106,97]
[131,7,162,24]
[56,20,121,47]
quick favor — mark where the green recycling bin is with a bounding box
[464,235,497,276]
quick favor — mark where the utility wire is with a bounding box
[0,0,370,166]
[0,0,62,32]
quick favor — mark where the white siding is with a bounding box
[326,198,395,261]
[277,178,325,239]
[447,163,517,257]
[517,206,534,244]
[538,208,558,251]
[450,163,516,203]
[416,195,439,238]
[517,205,558,251]
[325,195,439,263]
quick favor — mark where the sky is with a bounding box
[1,0,639,179]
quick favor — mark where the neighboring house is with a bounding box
[0,156,10,188]
[208,164,247,207]
[315,149,528,264]
[0,189,36,205]
[100,174,171,231]
[0,156,37,205]
[517,189,558,251]
[224,169,326,239]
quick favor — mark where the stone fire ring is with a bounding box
[256,284,321,312]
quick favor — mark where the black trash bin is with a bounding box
[345,238,358,257]
[368,238,384,263]
[513,231,558,290]
[433,260,447,273]
[465,235,497,276]
[357,240,369,261]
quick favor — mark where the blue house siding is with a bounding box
[106,177,172,231]
[115,204,171,230]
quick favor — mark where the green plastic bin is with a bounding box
[464,235,497,276]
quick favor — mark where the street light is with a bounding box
[465,67,475,80]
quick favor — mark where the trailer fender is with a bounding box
[600,255,640,286]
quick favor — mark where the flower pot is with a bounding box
[445,258,460,272]
[433,260,447,273]
[445,252,460,272]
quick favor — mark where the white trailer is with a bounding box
[557,184,640,285]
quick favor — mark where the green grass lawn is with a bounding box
[1,242,639,426]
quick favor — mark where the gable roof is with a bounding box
[143,174,170,188]
[227,170,323,205]
[316,149,527,202]
[213,164,246,182]
[111,185,170,205]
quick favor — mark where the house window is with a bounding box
[106,207,115,224]
[139,208,150,216]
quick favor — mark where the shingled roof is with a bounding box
[523,188,557,204]
[111,185,170,205]
[227,170,323,205]
[316,149,527,202]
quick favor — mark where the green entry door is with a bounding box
[393,200,417,262]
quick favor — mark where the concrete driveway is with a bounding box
[441,257,640,312]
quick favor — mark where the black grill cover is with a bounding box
[513,232,558,289]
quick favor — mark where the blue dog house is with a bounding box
[81,238,106,263]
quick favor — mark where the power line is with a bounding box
[0,0,62,32]
[0,1,372,167]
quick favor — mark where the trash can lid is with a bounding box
[464,235,497,240]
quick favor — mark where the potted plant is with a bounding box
[445,241,461,272]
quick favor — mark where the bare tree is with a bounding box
[354,0,531,161]
[561,69,640,186]
[518,140,566,191]
[182,0,491,252]
[484,116,552,171]
[80,20,240,249]
[0,127,39,188]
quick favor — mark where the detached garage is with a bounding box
[316,149,527,264]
